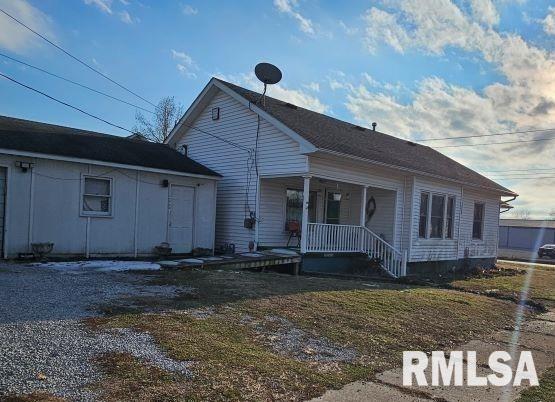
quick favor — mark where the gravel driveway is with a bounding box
[0,262,194,400]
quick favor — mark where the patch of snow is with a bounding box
[33,260,161,272]
[269,248,300,256]
[241,252,264,257]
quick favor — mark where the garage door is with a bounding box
[168,185,194,253]
[0,168,6,256]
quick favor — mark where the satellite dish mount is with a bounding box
[254,63,282,106]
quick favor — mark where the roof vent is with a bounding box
[284,102,298,110]
[372,122,377,131]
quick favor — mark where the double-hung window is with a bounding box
[81,176,113,217]
[419,192,456,239]
[472,203,485,240]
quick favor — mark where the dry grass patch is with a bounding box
[451,262,555,308]
[90,271,520,401]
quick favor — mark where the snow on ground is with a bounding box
[32,260,161,272]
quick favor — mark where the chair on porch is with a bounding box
[286,220,301,247]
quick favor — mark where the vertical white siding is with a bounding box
[0,154,217,257]
[174,90,308,252]
[365,187,396,244]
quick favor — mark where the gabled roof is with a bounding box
[0,116,221,178]
[213,78,516,196]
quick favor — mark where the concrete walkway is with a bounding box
[312,310,555,402]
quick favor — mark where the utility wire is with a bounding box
[0,71,134,134]
[434,136,555,149]
[419,127,555,142]
[1,70,249,151]
[0,7,155,107]
[480,167,555,173]
[0,52,154,114]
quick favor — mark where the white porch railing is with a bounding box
[305,223,407,278]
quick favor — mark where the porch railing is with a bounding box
[305,223,407,277]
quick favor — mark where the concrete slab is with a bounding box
[377,365,527,402]
[178,258,204,264]
[158,261,180,268]
[492,330,555,354]
[309,380,431,402]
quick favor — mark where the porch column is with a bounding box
[300,175,311,253]
[360,186,367,227]
[360,186,367,251]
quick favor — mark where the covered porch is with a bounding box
[256,175,407,277]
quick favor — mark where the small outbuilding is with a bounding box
[0,116,221,258]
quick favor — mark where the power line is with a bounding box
[0,7,155,107]
[0,71,134,134]
[490,176,555,181]
[0,52,154,114]
[434,136,555,149]
[1,70,250,151]
[480,167,555,173]
[419,127,555,142]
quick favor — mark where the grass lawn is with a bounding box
[89,269,521,401]
[451,261,555,309]
[517,366,555,402]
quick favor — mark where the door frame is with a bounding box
[166,183,196,253]
[324,187,343,224]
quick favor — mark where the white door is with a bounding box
[168,185,195,253]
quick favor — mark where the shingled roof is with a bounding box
[0,115,220,177]
[216,79,515,196]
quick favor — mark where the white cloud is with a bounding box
[352,0,555,217]
[119,0,130,5]
[469,0,499,26]
[216,72,328,114]
[0,0,56,54]
[181,4,198,16]
[118,10,134,23]
[303,82,320,92]
[171,49,198,79]
[84,0,112,14]
[274,0,315,35]
[542,6,555,35]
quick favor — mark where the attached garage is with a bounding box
[0,116,221,258]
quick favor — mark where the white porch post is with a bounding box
[300,175,311,253]
[360,186,367,251]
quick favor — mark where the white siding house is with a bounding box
[0,116,220,258]
[166,78,517,276]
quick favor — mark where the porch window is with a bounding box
[473,202,485,240]
[446,196,455,239]
[418,193,429,238]
[285,189,316,228]
[81,176,112,217]
[430,195,445,238]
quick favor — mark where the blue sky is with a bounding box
[1,0,555,218]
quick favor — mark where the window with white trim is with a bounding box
[418,191,456,239]
[472,202,485,240]
[82,176,112,216]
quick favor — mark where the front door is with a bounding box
[168,185,195,253]
[325,190,342,224]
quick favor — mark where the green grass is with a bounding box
[90,270,520,401]
[517,366,555,402]
[451,262,555,308]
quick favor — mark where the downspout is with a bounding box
[456,186,464,260]
[27,167,35,253]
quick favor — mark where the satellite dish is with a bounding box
[255,63,282,85]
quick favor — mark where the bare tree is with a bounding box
[134,96,184,143]
[515,208,531,220]
[548,209,555,220]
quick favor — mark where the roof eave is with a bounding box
[316,148,518,197]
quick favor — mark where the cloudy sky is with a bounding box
[1,0,555,218]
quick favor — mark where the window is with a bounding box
[82,176,112,216]
[418,193,429,238]
[285,189,316,227]
[419,192,456,240]
[430,194,445,238]
[446,196,455,239]
[473,203,485,240]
